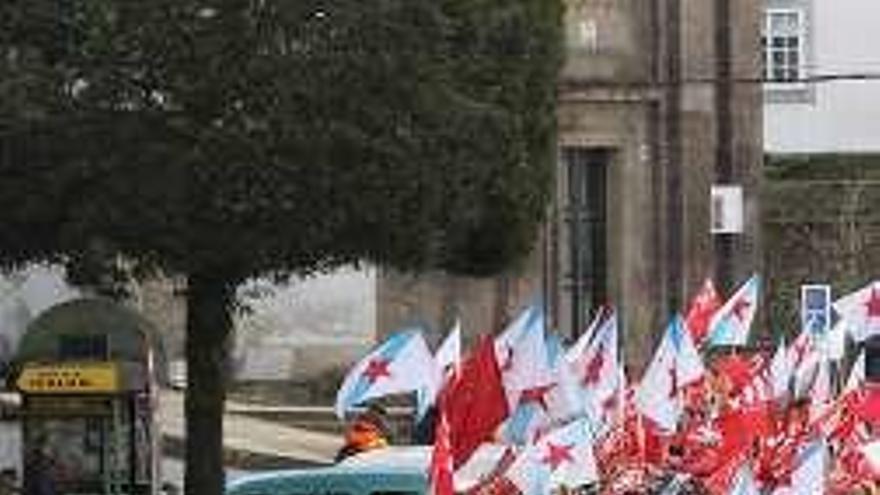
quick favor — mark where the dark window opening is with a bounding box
[563,147,609,337]
[59,335,108,361]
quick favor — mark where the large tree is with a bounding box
[0,0,562,493]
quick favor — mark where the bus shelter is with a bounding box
[13,298,165,495]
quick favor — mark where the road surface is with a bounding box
[160,390,340,465]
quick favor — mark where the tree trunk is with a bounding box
[184,271,234,495]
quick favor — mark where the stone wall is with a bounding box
[376,255,544,349]
[763,154,880,334]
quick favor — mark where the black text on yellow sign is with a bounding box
[17,363,119,394]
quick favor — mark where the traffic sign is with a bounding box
[801,284,831,335]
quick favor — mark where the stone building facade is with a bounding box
[379,0,764,369]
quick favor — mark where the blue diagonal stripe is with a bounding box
[346,329,417,407]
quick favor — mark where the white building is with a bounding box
[763,0,880,153]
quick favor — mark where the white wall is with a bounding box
[0,265,79,364]
[233,267,376,380]
[764,0,880,153]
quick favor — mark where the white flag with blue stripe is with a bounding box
[728,463,760,495]
[495,304,554,412]
[335,328,439,418]
[434,320,461,375]
[790,438,827,495]
[635,315,705,432]
[506,418,598,495]
[706,274,761,347]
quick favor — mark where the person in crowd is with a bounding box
[0,468,19,495]
[412,404,437,445]
[335,403,391,462]
[24,439,56,495]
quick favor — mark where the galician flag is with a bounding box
[789,439,827,495]
[500,333,587,445]
[685,278,722,346]
[635,315,706,432]
[826,318,848,361]
[565,306,609,363]
[435,320,462,376]
[844,349,866,394]
[506,418,598,495]
[568,309,620,430]
[790,330,822,400]
[808,359,832,424]
[706,274,761,347]
[335,329,439,418]
[495,304,554,412]
[833,280,880,342]
[728,462,760,495]
[769,338,793,400]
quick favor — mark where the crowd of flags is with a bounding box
[335,277,880,494]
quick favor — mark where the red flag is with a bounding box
[685,405,772,480]
[685,278,722,346]
[462,447,518,495]
[597,390,643,473]
[702,452,746,495]
[718,405,773,452]
[428,411,454,495]
[440,335,509,468]
[854,385,880,426]
[712,354,758,395]
[641,418,668,466]
[755,406,811,487]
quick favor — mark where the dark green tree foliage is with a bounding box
[1,0,562,493]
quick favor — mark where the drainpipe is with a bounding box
[665,0,683,313]
[714,0,734,291]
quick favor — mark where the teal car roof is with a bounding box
[225,445,511,495]
[225,462,427,495]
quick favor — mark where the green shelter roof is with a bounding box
[15,298,166,372]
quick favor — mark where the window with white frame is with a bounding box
[762,9,805,83]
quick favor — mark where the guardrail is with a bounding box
[225,403,417,440]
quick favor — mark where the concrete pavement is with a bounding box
[160,390,341,466]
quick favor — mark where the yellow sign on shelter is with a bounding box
[17,362,119,394]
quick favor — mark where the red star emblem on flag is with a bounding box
[582,341,605,386]
[601,393,618,413]
[541,442,574,471]
[865,287,880,319]
[520,383,556,411]
[731,298,751,323]
[362,358,392,384]
[791,336,810,366]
